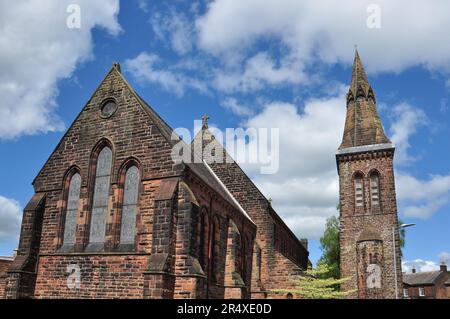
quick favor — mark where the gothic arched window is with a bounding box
[63,172,81,245]
[354,174,364,207]
[89,146,112,245]
[198,209,209,271]
[120,166,140,245]
[210,216,220,281]
[370,173,380,206]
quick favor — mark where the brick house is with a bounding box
[337,50,403,298]
[2,63,309,299]
[403,264,450,299]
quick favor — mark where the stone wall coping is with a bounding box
[336,143,395,155]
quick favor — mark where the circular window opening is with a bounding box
[100,100,117,118]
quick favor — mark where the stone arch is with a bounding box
[357,227,383,299]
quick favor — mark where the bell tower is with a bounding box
[336,50,402,299]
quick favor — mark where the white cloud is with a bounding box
[402,252,450,273]
[232,87,347,239]
[0,0,121,140]
[389,103,428,165]
[137,0,149,12]
[213,52,307,93]
[151,9,195,55]
[396,173,450,218]
[0,196,22,241]
[196,0,450,75]
[221,98,254,117]
[402,259,440,273]
[439,251,450,264]
[124,52,208,97]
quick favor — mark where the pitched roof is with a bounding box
[191,126,308,254]
[33,64,254,225]
[403,271,443,286]
[116,66,254,225]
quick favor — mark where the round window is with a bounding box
[100,100,117,118]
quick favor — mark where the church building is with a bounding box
[1,63,309,299]
[337,51,403,299]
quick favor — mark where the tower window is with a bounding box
[354,175,364,207]
[370,173,380,206]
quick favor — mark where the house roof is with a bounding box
[403,271,443,286]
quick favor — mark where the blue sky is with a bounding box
[0,0,449,271]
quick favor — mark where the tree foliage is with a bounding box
[318,215,340,279]
[273,264,354,299]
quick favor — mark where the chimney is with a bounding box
[412,267,416,274]
[440,263,447,273]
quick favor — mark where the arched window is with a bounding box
[89,146,112,245]
[198,209,209,271]
[210,216,220,280]
[62,173,81,245]
[354,174,364,207]
[370,173,380,206]
[120,166,140,245]
[255,245,262,281]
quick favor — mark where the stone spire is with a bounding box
[339,50,391,150]
[350,49,369,97]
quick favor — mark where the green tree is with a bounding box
[317,215,340,279]
[272,264,354,299]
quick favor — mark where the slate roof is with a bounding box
[403,271,443,286]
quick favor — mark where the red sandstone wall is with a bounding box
[338,149,402,299]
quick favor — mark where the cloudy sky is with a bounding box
[0,0,449,271]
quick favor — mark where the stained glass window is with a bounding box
[120,166,139,245]
[89,147,112,244]
[63,173,81,245]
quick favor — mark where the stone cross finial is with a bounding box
[202,113,209,129]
